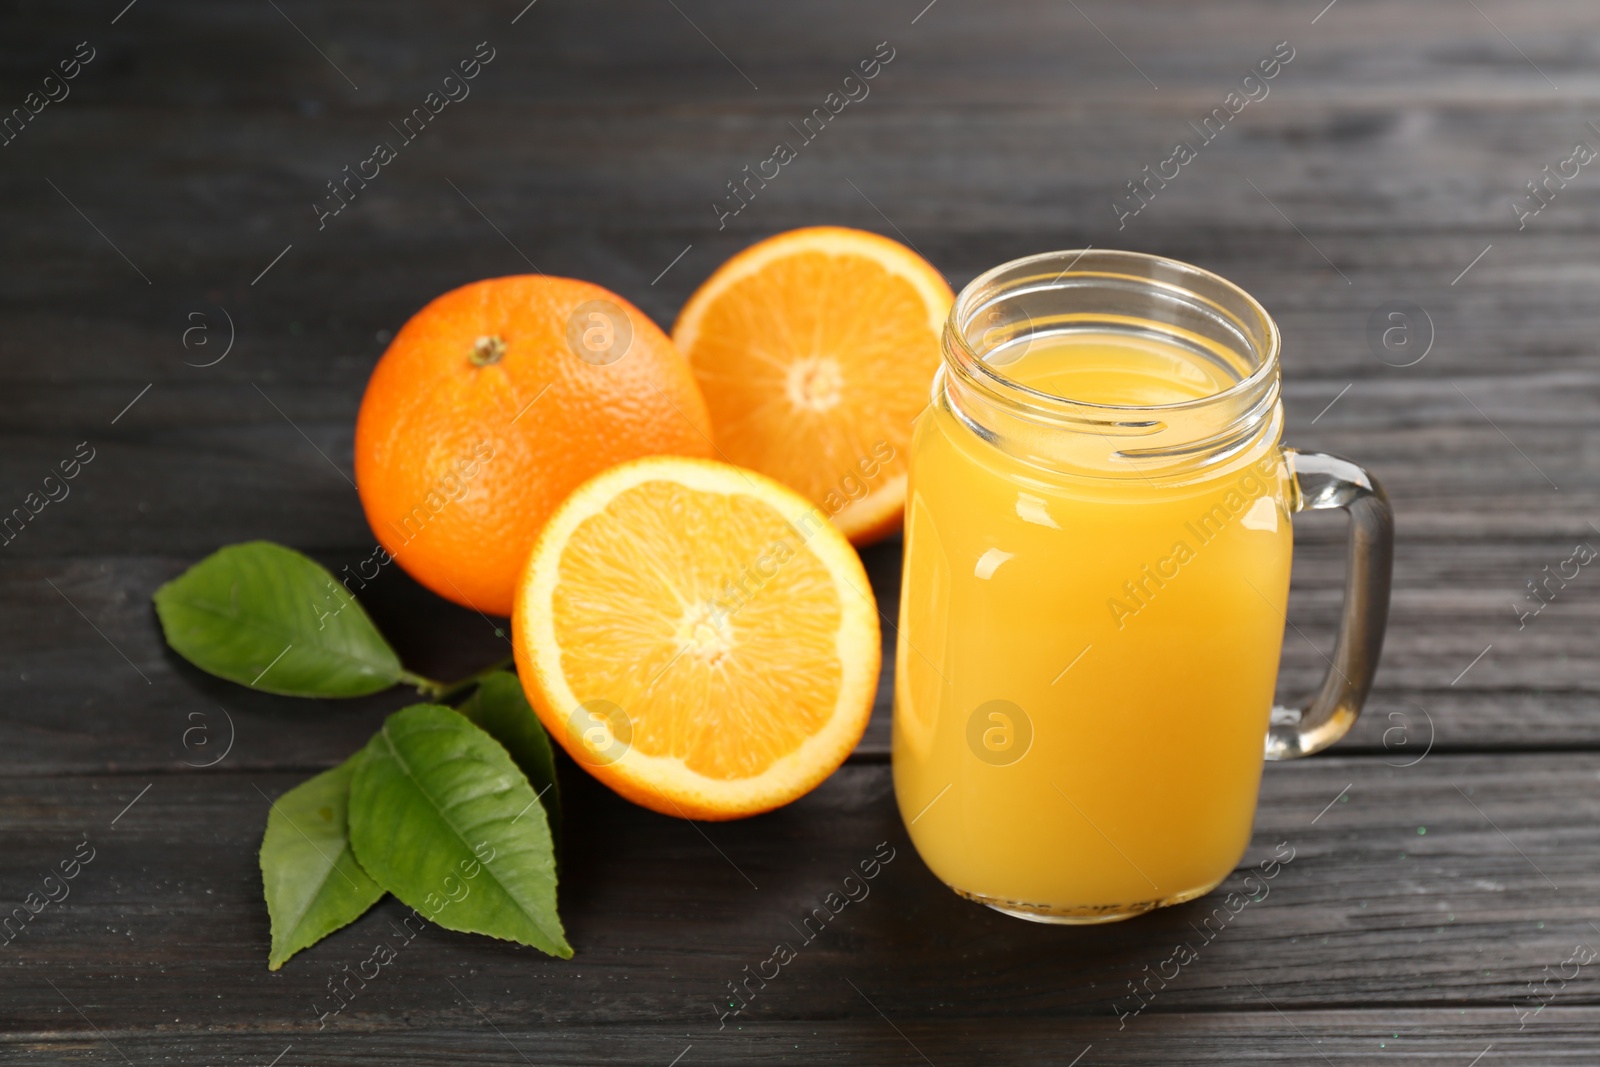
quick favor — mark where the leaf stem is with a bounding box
[402,655,516,703]
[398,669,447,696]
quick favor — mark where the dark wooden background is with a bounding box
[4,0,1599,1062]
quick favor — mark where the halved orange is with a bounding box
[512,455,881,820]
[672,227,953,546]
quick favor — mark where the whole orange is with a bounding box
[354,275,713,617]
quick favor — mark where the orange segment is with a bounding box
[513,456,881,820]
[673,227,953,545]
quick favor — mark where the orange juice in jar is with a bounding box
[892,251,1393,923]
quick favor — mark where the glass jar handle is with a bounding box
[1266,449,1395,760]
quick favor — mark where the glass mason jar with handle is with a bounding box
[892,250,1393,923]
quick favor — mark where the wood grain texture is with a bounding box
[7,1013,1599,1067]
[1,531,1594,775]
[3,0,1599,1060]
[2,756,1598,1029]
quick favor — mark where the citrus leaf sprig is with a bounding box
[352,705,567,957]
[154,540,417,697]
[154,542,568,968]
[460,671,562,838]
[261,755,383,970]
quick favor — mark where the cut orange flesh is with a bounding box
[673,227,953,545]
[512,456,881,820]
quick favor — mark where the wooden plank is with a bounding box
[6,0,1600,302]
[11,107,1600,277]
[4,0,1597,105]
[3,489,1599,774]
[4,518,1600,775]
[1,753,1597,1037]
[5,1011,1598,1066]
[8,380,1593,546]
[3,222,1598,431]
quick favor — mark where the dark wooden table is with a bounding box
[4,0,1598,1062]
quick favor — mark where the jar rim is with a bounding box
[944,248,1281,417]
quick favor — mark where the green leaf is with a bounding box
[261,754,385,970]
[153,541,407,697]
[457,672,561,841]
[349,704,570,958]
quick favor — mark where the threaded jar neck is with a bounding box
[939,250,1283,483]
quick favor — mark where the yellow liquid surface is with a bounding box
[892,330,1293,917]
